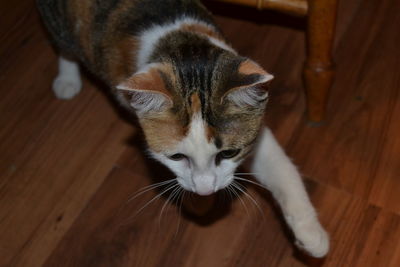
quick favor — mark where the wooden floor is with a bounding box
[1,0,400,266]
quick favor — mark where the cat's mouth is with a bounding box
[193,187,215,196]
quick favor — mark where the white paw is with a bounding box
[293,219,329,258]
[52,76,82,99]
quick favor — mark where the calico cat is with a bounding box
[38,0,329,257]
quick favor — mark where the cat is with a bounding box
[37,0,329,257]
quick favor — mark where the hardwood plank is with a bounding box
[44,158,284,266]
[0,8,133,267]
[45,152,400,266]
[287,0,400,214]
[369,86,400,214]
[43,166,180,266]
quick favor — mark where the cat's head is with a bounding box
[117,51,272,195]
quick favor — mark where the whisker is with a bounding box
[225,189,230,202]
[132,183,179,218]
[126,178,176,204]
[234,177,269,190]
[170,187,183,208]
[232,181,264,218]
[226,184,233,199]
[133,179,176,194]
[225,186,234,201]
[175,189,185,237]
[221,188,227,203]
[158,185,181,229]
[228,184,250,218]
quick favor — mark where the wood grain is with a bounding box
[289,0,400,214]
[0,2,132,266]
[1,0,400,266]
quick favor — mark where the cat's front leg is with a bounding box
[52,56,82,99]
[251,127,329,258]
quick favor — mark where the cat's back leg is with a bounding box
[52,56,82,99]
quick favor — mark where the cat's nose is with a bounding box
[193,175,216,196]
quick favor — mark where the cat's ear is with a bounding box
[223,59,273,107]
[116,64,173,115]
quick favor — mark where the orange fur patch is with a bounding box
[120,63,174,99]
[206,126,217,142]
[238,59,268,76]
[140,113,187,152]
[190,93,201,114]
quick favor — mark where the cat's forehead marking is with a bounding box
[189,93,219,144]
[177,113,217,168]
[190,93,201,114]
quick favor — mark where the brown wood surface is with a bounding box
[1,0,400,266]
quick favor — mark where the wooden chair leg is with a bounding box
[303,0,339,122]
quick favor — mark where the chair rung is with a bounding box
[211,0,308,16]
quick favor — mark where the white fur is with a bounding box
[121,89,168,115]
[136,17,235,69]
[207,37,236,54]
[52,56,82,99]
[151,113,239,195]
[226,73,273,107]
[251,127,329,257]
[228,88,269,107]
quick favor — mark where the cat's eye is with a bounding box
[217,149,241,159]
[168,153,187,161]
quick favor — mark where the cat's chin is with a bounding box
[177,180,215,196]
[195,189,215,196]
[176,177,221,196]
